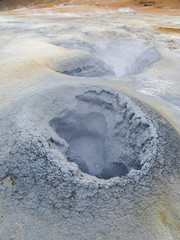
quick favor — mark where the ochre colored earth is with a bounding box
[0,0,180,16]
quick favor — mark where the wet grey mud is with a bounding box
[49,90,154,179]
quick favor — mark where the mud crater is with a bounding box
[1,84,179,237]
[52,40,160,78]
[49,89,156,179]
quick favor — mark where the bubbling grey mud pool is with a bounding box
[49,90,154,179]
[0,85,179,240]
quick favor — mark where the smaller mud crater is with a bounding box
[52,40,160,78]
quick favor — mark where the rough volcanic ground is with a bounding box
[0,5,180,240]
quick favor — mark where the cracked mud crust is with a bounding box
[0,85,179,240]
